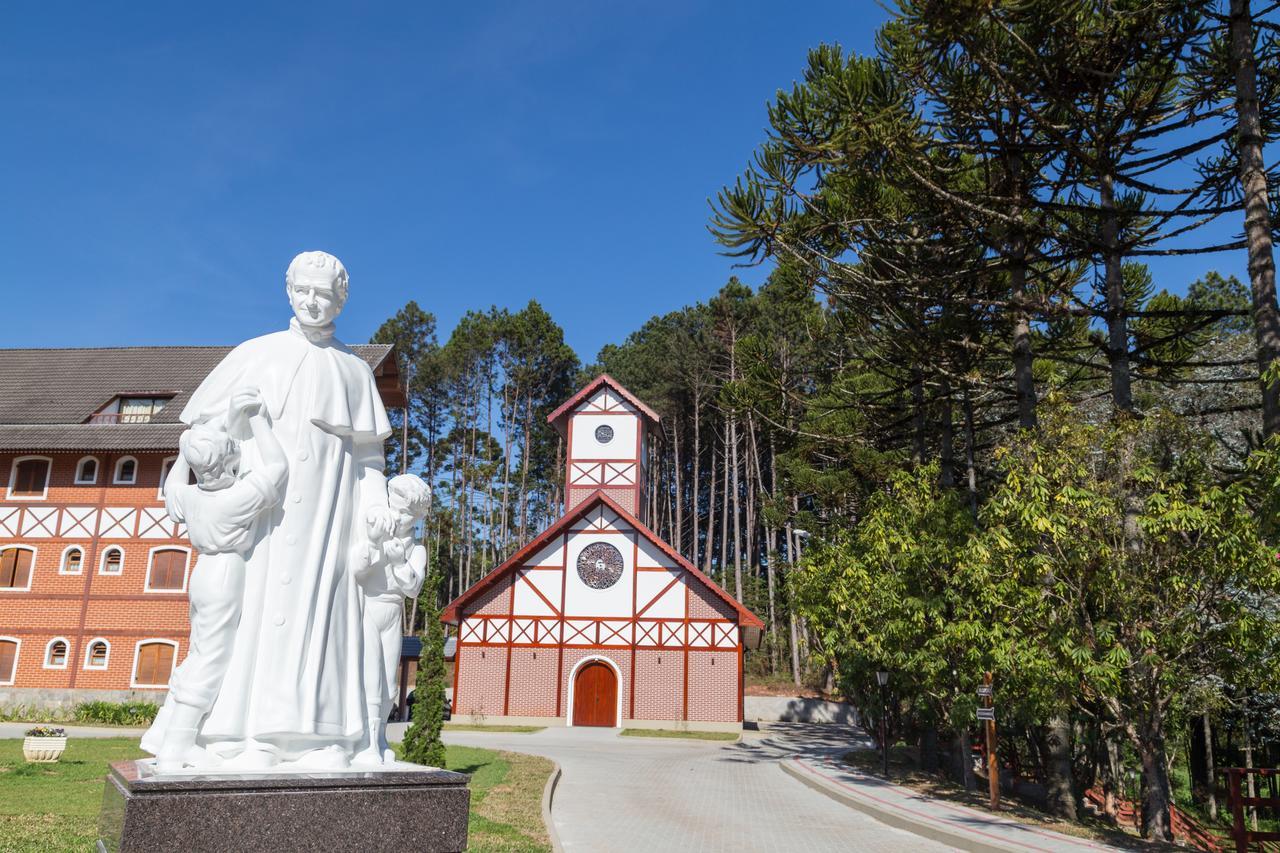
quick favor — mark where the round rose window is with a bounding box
[595,424,614,444]
[577,542,623,589]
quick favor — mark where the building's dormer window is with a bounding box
[114,456,138,485]
[75,456,98,484]
[89,396,172,424]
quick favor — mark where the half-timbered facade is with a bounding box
[442,376,762,731]
[0,345,404,708]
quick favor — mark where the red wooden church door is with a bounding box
[572,661,617,727]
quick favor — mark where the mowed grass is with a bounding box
[0,738,553,853]
[443,724,545,733]
[620,728,740,741]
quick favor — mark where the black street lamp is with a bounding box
[875,670,890,778]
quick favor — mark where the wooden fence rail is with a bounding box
[1226,767,1280,852]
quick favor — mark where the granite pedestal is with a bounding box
[97,759,470,852]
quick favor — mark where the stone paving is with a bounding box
[439,724,955,853]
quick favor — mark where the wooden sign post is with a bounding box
[978,672,998,809]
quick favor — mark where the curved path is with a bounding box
[439,724,952,853]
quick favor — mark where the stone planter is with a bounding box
[23,735,67,763]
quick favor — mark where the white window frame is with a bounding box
[130,638,179,688]
[74,456,99,485]
[6,455,52,500]
[113,455,139,485]
[144,545,191,594]
[0,636,19,685]
[157,455,177,500]
[59,544,85,576]
[99,546,125,576]
[0,545,36,592]
[43,637,70,670]
[83,637,111,671]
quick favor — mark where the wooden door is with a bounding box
[572,661,617,727]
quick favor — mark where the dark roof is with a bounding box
[0,344,395,451]
[440,489,763,629]
[546,373,661,439]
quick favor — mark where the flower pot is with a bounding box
[22,736,67,763]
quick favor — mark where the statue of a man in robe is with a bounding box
[172,250,394,770]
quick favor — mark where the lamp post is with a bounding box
[875,670,890,778]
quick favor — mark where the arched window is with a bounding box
[158,456,177,498]
[84,639,110,670]
[75,456,99,485]
[7,456,51,499]
[60,546,83,575]
[44,638,68,669]
[146,548,188,592]
[132,640,177,688]
[100,547,124,575]
[0,638,18,685]
[0,547,35,590]
[114,456,138,485]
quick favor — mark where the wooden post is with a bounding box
[984,671,998,810]
[1230,769,1246,853]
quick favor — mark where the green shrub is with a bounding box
[72,701,159,726]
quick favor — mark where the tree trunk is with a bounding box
[1103,736,1120,822]
[1043,717,1077,820]
[730,414,743,602]
[1100,173,1133,414]
[719,423,730,586]
[703,428,717,574]
[691,397,702,569]
[911,372,927,463]
[1138,725,1173,842]
[1204,713,1218,821]
[1246,722,1258,830]
[1230,0,1280,436]
[673,420,683,557]
[938,378,955,487]
[958,728,976,791]
[963,387,979,518]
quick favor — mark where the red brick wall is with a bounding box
[688,576,737,620]
[468,576,513,616]
[632,649,681,721]
[0,451,189,692]
[686,650,738,721]
[506,647,558,716]
[453,646,507,719]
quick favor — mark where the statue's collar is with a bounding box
[289,317,336,344]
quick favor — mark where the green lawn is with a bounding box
[0,738,552,853]
[443,724,545,733]
[620,728,740,741]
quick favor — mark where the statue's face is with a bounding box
[287,275,344,327]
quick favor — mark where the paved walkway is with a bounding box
[0,722,145,738]
[786,748,1134,852]
[438,724,954,853]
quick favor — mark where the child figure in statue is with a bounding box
[354,474,430,766]
[140,387,288,771]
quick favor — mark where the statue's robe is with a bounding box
[181,318,391,759]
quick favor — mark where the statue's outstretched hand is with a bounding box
[365,505,397,543]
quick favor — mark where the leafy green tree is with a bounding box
[401,572,448,769]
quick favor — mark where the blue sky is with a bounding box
[0,2,1245,362]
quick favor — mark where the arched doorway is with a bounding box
[572,660,618,727]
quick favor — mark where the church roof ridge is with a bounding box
[440,488,763,629]
[546,373,661,437]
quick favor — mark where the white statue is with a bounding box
[142,251,419,772]
[354,474,430,766]
[140,389,288,770]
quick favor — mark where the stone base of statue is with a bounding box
[96,759,470,853]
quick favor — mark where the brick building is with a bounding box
[0,345,404,708]
[442,375,763,732]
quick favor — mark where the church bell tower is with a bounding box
[547,374,660,522]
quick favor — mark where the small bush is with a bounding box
[73,701,159,726]
[25,725,66,737]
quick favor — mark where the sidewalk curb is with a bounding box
[541,760,564,853]
[781,758,1040,853]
